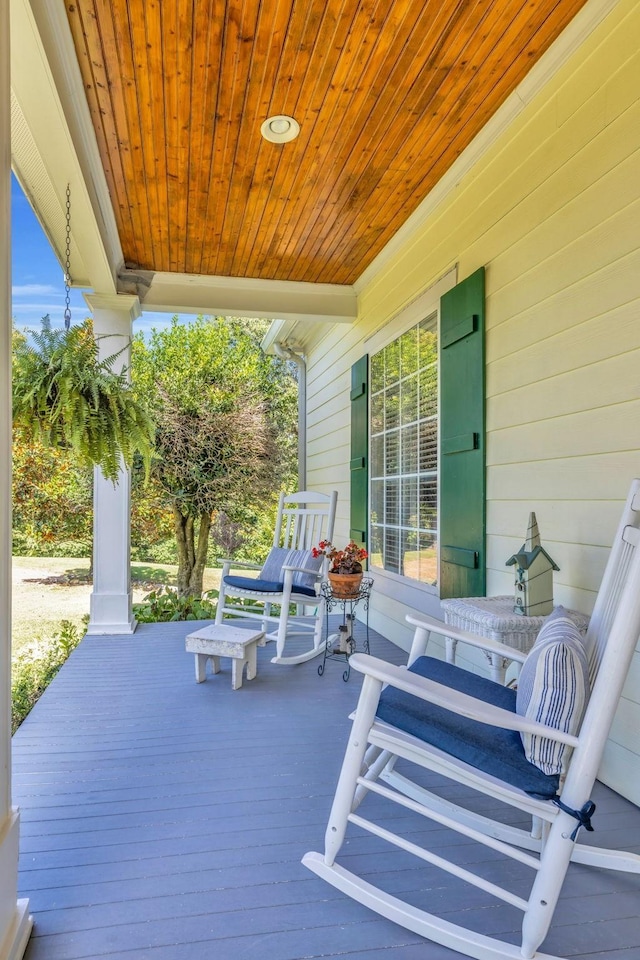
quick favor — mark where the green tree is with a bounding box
[12,434,93,556]
[132,317,297,596]
[129,466,176,561]
[13,317,154,482]
[12,433,174,560]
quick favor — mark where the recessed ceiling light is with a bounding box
[261,115,300,143]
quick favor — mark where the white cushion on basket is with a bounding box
[260,547,321,589]
[516,606,590,776]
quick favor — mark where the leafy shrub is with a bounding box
[11,619,85,733]
[12,531,42,556]
[133,586,218,622]
[52,540,93,558]
[131,538,178,565]
[13,529,91,559]
[12,535,92,558]
[133,586,265,622]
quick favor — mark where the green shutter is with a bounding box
[350,355,368,545]
[439,267,485,598]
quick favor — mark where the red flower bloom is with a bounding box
[312,539,368,573]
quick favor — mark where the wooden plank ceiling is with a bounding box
[66,0,589,286]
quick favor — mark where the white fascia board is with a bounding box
[354,0,621,294]
[260,316,331,353]
[261,319,293,353]
[141,273,358,324]
[10,0,122,294]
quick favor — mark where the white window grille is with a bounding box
[370,311,438,585]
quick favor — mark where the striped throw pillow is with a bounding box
[516,607,590,776]
[260,547,321,589]
[260,547,290,582]
[285,549,322,589]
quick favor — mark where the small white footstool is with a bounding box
[185,624,266,690]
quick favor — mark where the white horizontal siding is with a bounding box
[305,326,357,537]
[489,323,640,427]
[489,401,640,465]
[301,0,640,801]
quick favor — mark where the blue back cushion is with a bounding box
[260,547,290,581]
[285,549,322,588]
[260,547,321,589]
[376,656,559,798]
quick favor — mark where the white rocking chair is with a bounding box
[304,479,640,960]
[215,490,337,665]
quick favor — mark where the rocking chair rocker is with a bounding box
[304,479,640,960]
[215,490,337,665]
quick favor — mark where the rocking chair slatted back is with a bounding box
[582,479,640,685]
[556,481,640,850]
[276,491,335,552]
[216,489,338,666]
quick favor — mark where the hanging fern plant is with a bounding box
[12,317,154,483]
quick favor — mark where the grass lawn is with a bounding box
[11,557,227,655]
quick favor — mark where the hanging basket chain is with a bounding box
[64,183,72,330]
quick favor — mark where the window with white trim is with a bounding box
[369,311,438,586]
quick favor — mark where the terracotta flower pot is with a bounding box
[328,571,363,599]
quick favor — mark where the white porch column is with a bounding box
[85,294,140,635]
[1,0,32,955]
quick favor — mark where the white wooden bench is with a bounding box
[185,624,266,690]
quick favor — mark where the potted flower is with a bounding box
[312,539,368,598]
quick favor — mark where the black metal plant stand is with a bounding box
[318,577,373,681]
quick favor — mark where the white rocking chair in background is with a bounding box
[215,490,337,666]
[304,478,640,960]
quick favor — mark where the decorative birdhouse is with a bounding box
[505,512,559,617]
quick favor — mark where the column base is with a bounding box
[0,812,32,960]
[86,619,137,636]
[87,593,137,635]
[0,901,31,960]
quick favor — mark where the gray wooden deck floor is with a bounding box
[11,620,640,960]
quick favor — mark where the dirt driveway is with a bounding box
[11,558,156,654]
[11,557,224,654]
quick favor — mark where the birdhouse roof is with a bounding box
[505,544,560,571]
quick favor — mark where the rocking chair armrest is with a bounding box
[348,653,580,748]
[406,613,528,664]
[280,565,322,596]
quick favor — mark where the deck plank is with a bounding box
[12,619,640,960]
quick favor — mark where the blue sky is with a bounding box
[11,175,174,336]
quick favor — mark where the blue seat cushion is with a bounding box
[223,575,317,599]
[376,656,560,799]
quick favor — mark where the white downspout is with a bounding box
[273,343,306,492]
